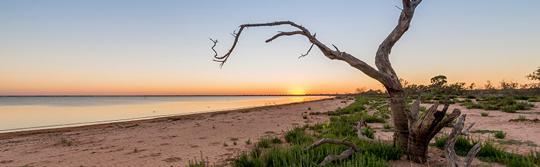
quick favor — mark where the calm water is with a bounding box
[0,96,330,132]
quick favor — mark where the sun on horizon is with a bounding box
[287,88,307,95]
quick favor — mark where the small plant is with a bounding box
[383,123,392,129]
[270,137,282,144]
[494,131,506,139]
[58,137,73,146]
[256,138,272,148]
[188,152,209,167]
[480,112,489,117]
[245,138,251,145]
[284,127,313,145]
[307,107,311,110]
[362,127,375,139]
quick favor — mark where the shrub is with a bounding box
[256,137,273,148]
[383,123,392,129]
[528,96,540,102]
[270,137,282,144]
[434,135,476,156]
[363,114,386,123]
[480,112,489,117]
[362,127,375,139]
[462,96,534,112]
[494,131,506,139]
[284,127,313,145]
[517,115,527,121]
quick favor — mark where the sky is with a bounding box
[1,0,539,95]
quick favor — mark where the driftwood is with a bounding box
[445,114,481,167]
[306,119,372,166]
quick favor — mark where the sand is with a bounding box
[0,97,352,167]
[1,99,539,167]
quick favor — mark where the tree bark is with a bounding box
[388,91,409,151]
[209,0,462,164]
[408,136,430,163]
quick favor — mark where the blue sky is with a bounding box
[1,0,539,95]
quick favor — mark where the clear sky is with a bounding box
[1,0,539,95]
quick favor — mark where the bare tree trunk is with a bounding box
[208,0,461,164]
[388,91,409,150]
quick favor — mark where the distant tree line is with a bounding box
[357,67,540,97]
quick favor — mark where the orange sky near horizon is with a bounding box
[1,1,539,96]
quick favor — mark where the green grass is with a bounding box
[498,139,538,147]
[494,131,506,139]
[528,96,540,102]
[231,96,402,167]
[462,96,534,113]
[434,135,540,167]
[480,112,489,117]
[362,127,375,139]
[285,127,313,145]
[433,135,476,156]
[257,136,282,149]
[383,123,392,130]
[233,145,390,167]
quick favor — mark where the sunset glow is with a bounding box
[1,1,539,95]
[288,88,307,95]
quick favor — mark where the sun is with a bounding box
[287,88,307,95]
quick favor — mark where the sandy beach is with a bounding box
[0,97,352,167]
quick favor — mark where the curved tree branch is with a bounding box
[210,21,392,86]
[306,138,358,152]
[375,0,423,87]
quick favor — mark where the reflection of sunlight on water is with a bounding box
[289,97,307,103]
[0,96,331,132]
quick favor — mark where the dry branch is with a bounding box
[445,114,481,167]
[306,119,374,166]
[209,20,392,88]
[209,0,449,163]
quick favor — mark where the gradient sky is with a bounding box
[1,0,539,95]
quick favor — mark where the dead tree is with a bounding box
[209,0,459,163]
[445,114,481,167]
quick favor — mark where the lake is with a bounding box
[0,96,331,132]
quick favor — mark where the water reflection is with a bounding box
[0,96,330,132]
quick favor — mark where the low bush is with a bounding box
[284,127,313,145]
[480,112,489,117]
[462,96,534,113]
[494,131,506,139]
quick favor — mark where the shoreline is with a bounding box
[0,96,337,139]
[0,96,353,166]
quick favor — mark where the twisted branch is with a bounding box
[445,114,481,167]
[209,21,391,87]
[375,0,423,87]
